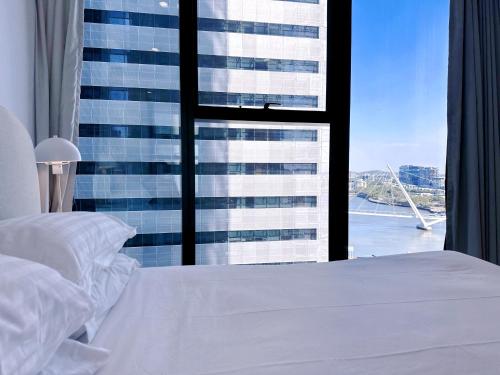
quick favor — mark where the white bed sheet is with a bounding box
[93,251,500,375]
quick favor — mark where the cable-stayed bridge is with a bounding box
[348,164,446,230]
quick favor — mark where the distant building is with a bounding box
[399,165,440,188]
[435,175,446,189]
[349,179,367,192]
[360,171,391,183]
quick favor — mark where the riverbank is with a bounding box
[355,193,445,215]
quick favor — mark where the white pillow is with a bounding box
[0,253,94,375]
[77,253,139,343]
[0,212,136,294]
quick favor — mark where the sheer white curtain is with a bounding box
[35,0,84,212]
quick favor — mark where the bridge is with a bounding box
[348,164,446,230]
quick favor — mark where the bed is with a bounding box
[2,106,500,374]
[91,251,500,375]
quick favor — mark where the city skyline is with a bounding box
[349,164,444,175]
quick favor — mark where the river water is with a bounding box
[348,196,446,258]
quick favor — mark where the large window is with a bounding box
[76,0,351,266]
[349,0,449,258]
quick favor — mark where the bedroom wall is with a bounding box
[0,0,36,142]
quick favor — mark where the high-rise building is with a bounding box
[399,165,440,188]
[75,0,329,266]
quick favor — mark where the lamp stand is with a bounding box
[52,163,64,213]
[54,174,63,212]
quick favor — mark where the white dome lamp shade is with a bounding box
[35,136,81,212]
[35,136,81,174]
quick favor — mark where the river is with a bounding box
[348,196,446,258]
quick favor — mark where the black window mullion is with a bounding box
[195,106,330,124]
[179,0,199,265]
[327,0,352,261]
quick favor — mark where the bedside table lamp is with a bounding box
[35,136,81,212]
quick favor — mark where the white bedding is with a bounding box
[93,251,500,375]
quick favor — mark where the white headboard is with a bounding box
[0,106,41,220]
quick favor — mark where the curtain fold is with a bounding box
[35,0,84,212]
[445,0,500,263]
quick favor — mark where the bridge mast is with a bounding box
[386,164,431,230]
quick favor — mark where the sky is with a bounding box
[350,0,450,173]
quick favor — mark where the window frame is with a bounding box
[179,0,352,265]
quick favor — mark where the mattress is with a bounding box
[93,251,500,374]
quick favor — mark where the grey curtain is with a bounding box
[35,0,84,212]
[445,0,500,264]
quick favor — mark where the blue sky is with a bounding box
[350,0,450,173]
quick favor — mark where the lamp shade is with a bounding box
[35,136,81,163]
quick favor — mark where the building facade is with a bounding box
[399,165,440,188]
[76,0,329,266]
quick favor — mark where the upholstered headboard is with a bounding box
[0,106,41,220]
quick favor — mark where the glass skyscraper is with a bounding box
[76,0,329,266]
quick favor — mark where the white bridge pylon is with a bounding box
[348,164,447,231]
[386,164,446,230]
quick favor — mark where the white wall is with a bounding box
[0,0,36,141]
